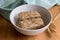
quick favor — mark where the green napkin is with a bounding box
[25,0,57,9]
[0,0,16,8]
[57,0,60,5]
[0,0,27,20]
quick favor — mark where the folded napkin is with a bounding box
[57,0,60,5]
[0,0,26,10]
[0,0,17,9]
[0,0,60,10]
[0,0,26,19]
[25,0,60,9]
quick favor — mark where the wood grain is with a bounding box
[0,5,60,40]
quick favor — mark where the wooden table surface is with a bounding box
[0,5,60,40]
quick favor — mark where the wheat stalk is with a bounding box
[47,13,60,39]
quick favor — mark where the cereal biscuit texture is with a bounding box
[17,11,44,30]
[18,11,41,20]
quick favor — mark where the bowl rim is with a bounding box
[10,4,52,31]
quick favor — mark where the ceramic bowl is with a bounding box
[10,4,52,35]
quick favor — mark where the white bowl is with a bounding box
[10,4,52,35]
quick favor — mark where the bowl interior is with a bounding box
[10,4,51,30]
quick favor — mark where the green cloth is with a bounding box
[0,0,27,20]
[25,0,57,9]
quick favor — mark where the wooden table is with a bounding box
[0,5,60,40]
